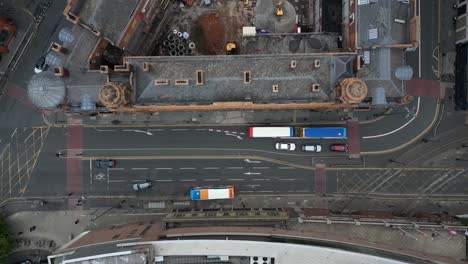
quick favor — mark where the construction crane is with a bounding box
[274,0,284,16]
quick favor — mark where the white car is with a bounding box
[275,142,296,151]
[302,144,322,152]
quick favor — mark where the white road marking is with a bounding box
[180,167,195,170]
[92,127,117,132]
[131,168,148,170]
[203,179,220,181]
[227,167,243,169]
[108,180,126,183]
[156,179,173,182]
[10,128,17,139]
[258,190,274,193]
[195,129,207,131]
[363,97,421,139]
[171,129,188,131]
[253,178,270,181]
[253,167,269,169]
[239,190,254,193]
[147,129,165,131]
[228,179,245,181]
[244,159,261,164]
[155,168,172,170]
[89,160,92,185]
[123,129,153,136]
[108,168,124,170]
[181,179,196,181]
[278,167,295,170]
[226,133,244,140]
[244,172,261,175]
[278,179,296,181]
[203,167,220,170]
[216,130,222,132]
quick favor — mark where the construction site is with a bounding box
[27,0,419,113]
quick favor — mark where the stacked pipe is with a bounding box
[162,29,195,56]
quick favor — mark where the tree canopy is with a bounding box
[0,216,13,262]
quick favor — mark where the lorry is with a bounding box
[248,127,294,138]
[190,186,235,200]
[299,127,347,139]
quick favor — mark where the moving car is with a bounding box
[95,159,116,168]
[34,56,47,73]
[302,144,322,152]
[330,144,349,152]
[275,142,296,151]
[133,180,152,191]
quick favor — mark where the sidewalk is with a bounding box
[44,108,391,127]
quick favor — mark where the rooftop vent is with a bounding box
[313,60,320,69]
[196,70,204,85]
[272,84,279,93]
[154,79,169,86]
[175,79,189,86]
[290,60,297,69]
[311,84,320,92]
[244,71,251,84]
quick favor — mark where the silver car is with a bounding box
[132,180,152,191]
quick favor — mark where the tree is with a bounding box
[0,216,13,262]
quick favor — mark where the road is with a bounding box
[1,0,465,212]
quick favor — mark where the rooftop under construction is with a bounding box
[27,0,419,112]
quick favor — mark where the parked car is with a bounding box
[330,144,349,152]
[34,56,47,73]
[302,144,322,152]
[133,180,152,191]
[275,142,296,151]
[0,16,16,54]
[95,159,116,168]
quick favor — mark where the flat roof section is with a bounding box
[127,55,355,105]
[73,0,140,45]
[357,0,410,47]
[241,34,342,55]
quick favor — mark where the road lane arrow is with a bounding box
[244,159,261,164]
[123,129,153,136]
[225,133,243,140]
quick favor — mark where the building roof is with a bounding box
[357,48,407,98]
[357,0,411,47]
[126,54,355,105]
[51,239,408,264]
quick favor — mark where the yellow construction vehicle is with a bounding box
[226,42,237,55]
[274,0,284,16]
[276,7,283,16]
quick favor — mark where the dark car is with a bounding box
[95,159,116,168]
[330,144,349,152]
[34,56,47,73]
